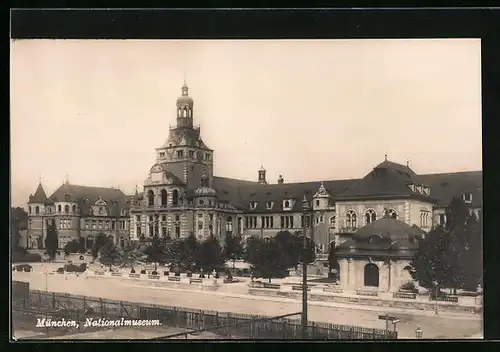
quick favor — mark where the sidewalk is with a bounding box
[125,282,480,320]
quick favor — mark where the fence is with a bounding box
[12,289,397,340]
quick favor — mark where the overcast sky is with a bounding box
[10,39,482,207]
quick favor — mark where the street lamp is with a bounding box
[301,193,309,339]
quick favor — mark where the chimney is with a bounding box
[277,175,284,184]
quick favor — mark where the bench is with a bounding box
[148,275,160,280]
[129,273,141,279]
[190,278,203,284]
[94,271,104,275]
[168,276,181,282]
[324,287,343,294]
[111,272,123,277]
[430,295,459,303]
[292,285,311,291]
[356,289,379,297]
[393,292,417,300]
[262,283,280,289]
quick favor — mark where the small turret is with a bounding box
[258,165,267,184]
[277,175,284,184]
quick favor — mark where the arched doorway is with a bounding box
[364,263,379,287]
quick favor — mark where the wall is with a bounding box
[339,258,412,292]
[408,199,433,230]
[335,200,406,231]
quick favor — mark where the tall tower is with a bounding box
[176,81,194,128]
[152,81,214,190]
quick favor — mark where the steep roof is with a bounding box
[335,160,431,201]
[159,127,211,150]
[48,182,129,217]
[28,183,48,203]
[419,171,482,207]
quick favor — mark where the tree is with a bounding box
[120,242,142,271]
[99,240,121,271]
[244,236,290,283]
[197,235,224,272]
[274,231,300,269]
[63,239,82,256]
[222,233,244,268]
[407,226,450,297]
[45,220,59,260]
[177,234,199,271]
[92,233,109,259]
[11,207,28,253]
[161,235,180,268]
[143,235,165,270]
[294,233,316,266]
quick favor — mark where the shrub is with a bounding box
[400,281,417,292]
[140,269,146,275]
[164,271,169,276]
[174,272,180,276]
[130,269,136,274]
[186,271,192,277]
[57,268,64,274]
[151,271,158,276]
[12,252,42,263]
[64,263,87,273]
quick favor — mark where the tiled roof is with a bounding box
[352,217,425,242]
[160,127,211,150]
[335,160,431,201]
[419,171,482,207]
[47,182,129,217]
[28,183,48,203]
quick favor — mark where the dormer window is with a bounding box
[266,201,274,210]
[177,150,184,158]
[463,193,473,204]
[416,185,423,194]
[205,153,211,161]
[189,150,195,158]
[249,201,258,210]
[408,184,416,192]
[159,152,165,157]
[282,199,294,211]
[423,186,430,196]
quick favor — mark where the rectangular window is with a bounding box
[159,152,165,157]
[245,217,249,229]
[205,153,211,160]
[149,216,153,221]
[162,215,167,221]
[189,150,195,158]
[136,215,141,222]
[439,214,445,225]
[175,226,181,238]
[175,215,180,222]
[177,150,184,158]
[316,200,320,207]
[281,216,285,228]
[111,221,115,230]
[136,226,142,236]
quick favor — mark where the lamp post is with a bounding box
[301,193,309,339]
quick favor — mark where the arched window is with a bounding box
[388,209,398,220]
[226,216,233,233]
[119,237,125,248]
[147,190,154,207]
[365,209,377,224]
[172,189,179,206]
[161,189,168,207]
[58,205,62,213]
[35,206,40,215]
[346,210,357,229]
[364,263,379,287]
[99,207,103,215]
[64,205,70,214]
[329,216,336,228]
[72,205,77,213]
[284,200,290,208]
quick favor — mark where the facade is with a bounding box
[25,83,483,251]
[336,214,426,292]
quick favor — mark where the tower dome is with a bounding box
[194,174,216,197]
[177,83,193,105]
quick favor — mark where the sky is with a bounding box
[10,39,482,207]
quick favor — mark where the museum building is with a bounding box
[26,83,483,251]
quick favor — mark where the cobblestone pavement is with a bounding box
[13,272,482,339]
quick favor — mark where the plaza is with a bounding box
[12,268,482,340]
